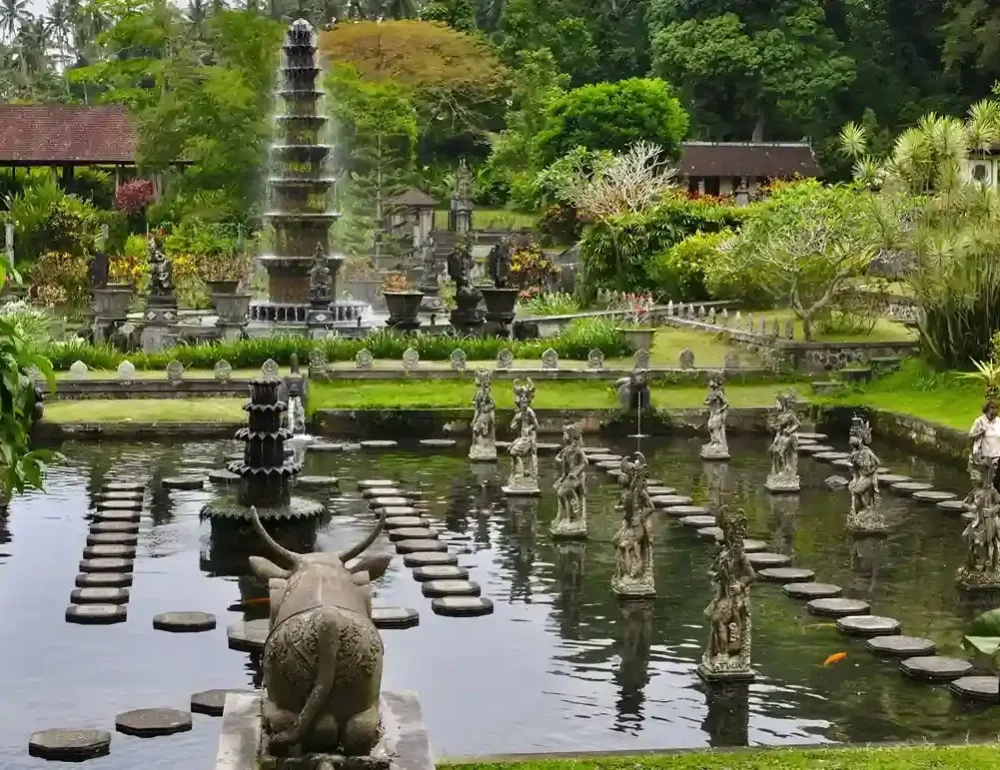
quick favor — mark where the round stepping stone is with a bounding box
[797,432,828,441]
[395,539,447,554]
[153,611,217,633]
[652,495,694,508]
[742,539,768,553]
[758,567,815,583]
[384,516,428,529]
[836,615,901,637]
[536,442,560,453]
[381,506,420,517]
[90,520,139,534]
[431,596,494,617]
[866,635,937,658]
[806,597,869,617]
[75,572,132,588]
[663,504,712,518]
[208,469,240,484]
[103,481,145,492]
[362,487,405,498]
[799,444,834,454]
[308,442,344,452]
[412,565,469,582]
[680,514,717,528]
[900,656,973,682]
[421,580,482,598]
[912,490,957,504]
[83,544,136,559]
[371,606,419,629]
[80,558,134,573]
[357,479,397,489]
[813,451,849,462]
[937,500,970,514]
[747,552,791,568]
[419,439,457,448]
[784,582,843,600]
[66,604,127,624]
[879,474,911,484]
[697,526,723,541]
[360,440,398,449]
[162,476,204,490]
[224,452,244,461]
[70,587,129,605]
[387,527,437,542]
[96,490,143,501]
[96,499,142,511]
[296,476,340,487]
[587,453,622,462]
[227,619,268,653]
[596,461,621,470]
[87,532,138,546]
[583,446,610,454]
[191,689,255,717]
[369,497,412,508]
[403,551,459,568]
[890,481,933,495]
[831,458,853,470]
[115,708,192,737]
[92,510,141,523]
[949,676,999,703]
[29,728,112,761]
[963,511,976,523]
[646,486,677,497]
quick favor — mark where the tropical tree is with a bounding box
[0,0,28,42]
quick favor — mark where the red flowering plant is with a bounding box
[509,242,560,299]
[620,291,655,328]
[113,179,155,217]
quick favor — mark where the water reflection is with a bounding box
[702,682,750,747]
[614,597,653,730]
[554,542,586,638]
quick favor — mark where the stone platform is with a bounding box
[214,691,434,770]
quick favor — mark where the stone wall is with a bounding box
[43,379,251,400]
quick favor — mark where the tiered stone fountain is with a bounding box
[249,19,368,332]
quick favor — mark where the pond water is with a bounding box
[0,434,994,769]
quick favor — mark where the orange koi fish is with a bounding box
[823,652,847,667]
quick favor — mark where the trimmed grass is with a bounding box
[435,207,537,231]
[768,308,916,344]
[43,398,245,424]
[442,745,1000,770]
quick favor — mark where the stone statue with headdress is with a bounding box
[845,415,886,534]
[469,369,497,461]
[551,421,587,538]
[611,451,656,597]
[503,378,539,495]
[765,391,800,492]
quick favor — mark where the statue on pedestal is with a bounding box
[503,379,540,495]
[487,236,512,288]
[469,369,497,461]
[418,234,445,313]
[699,507,755,682]
[612,451,656,597]
[148,236,173,298]
[845,415,886,534]
[701,375,730,460]
[551,422,587,538]
[958,453,1000,590]
[447,238,482,332]
[765,392,800,492]
[308,244,332,305]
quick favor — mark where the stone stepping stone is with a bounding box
[826,475,849,490]
[29,728,112,761]
[866,635,937,658]
[103,481,145,492]
[369,497,412,508]
[227,619,268,653]
[680,515,717,528]
[742,539,768,553]
[652,495,694,508]
[70,587,129,605]
[87,532,138,546]
[759,567,816,583]
[384,516,428,529]
[115,708,192,738]
[208,469,240,484]
[813,451,849,462]
[912,490,957,504]
[358,479,398,489]
[224,452,244,461]
[92,510,141,523]
[878,474,911,484]
[308,442,344,453]
[697,526,723,541]
[96,490,143,501]
[83,544,136,560]
[582,446,610,454]
[162,476,204,490]
[66,604,127,624]
[784,582,843,600]
[799,444,834,454]
[360,440,398,449]
[797,432,828,441]
[381,506,421,517]
[90,520,139,534]
[76,572,132,588]
[806,597,869,617]
[96,499,142,511]
[646,486,677,496]
[937,500,970,514]
[362,487,406,498]
[836,615,901,637]
[900,656,973,682]
[191,689,255,717]
[412,565,469,582]
[663,505,712,518]
[419,439,457,448]
[537,442,560,453]
[890,481,933,495]
[831,458,853,470]
[421,580,482,598]
[963,511,976,523]
[388,527,437,542]
[372,606,419,629]
[587,454,621,464]
[431,596,494,617]
[152,611,217,633]
[296,476,340,487]
[747,552,791,568]
[403,551,459,568]
[395,539,447,554]
[949,676,999,703]
[596,461,621,470]
[80,558,134,573]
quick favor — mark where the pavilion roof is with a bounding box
[0,104,137,165]
[679,141,821,179]
[388,186,438,208]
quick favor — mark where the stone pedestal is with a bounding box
[700,444,730,461]
[449,291,483,337]
[481,288,518,338]
[764,472,800,494]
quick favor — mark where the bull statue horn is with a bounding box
[250,505,301,566]
[340,506,386,563]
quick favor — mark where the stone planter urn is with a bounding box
[481,287,519,337]
[344,279,383,310]
[383,290,424,331]
[213,292,252,324]
[617,327,655,354]
[206,279,240,295]
[92,284,134,318]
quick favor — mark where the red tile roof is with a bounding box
[0,104,137,164]
[679,141,821,179]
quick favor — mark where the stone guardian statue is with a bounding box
[764,392,800,492]
[700,374,730,460]
[503,378,540,495]
[845,415,886,534]
[468,369,497,461]
[550,421,588,538]
[611,452,656,597]
[957,453,1000,591]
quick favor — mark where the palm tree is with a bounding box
[46,0,73,66]
[186,0,207,37]
[0,0,29,43]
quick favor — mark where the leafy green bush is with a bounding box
[519,291,581,316]
[649,230,728,301]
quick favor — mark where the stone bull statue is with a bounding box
[248,505,392,757]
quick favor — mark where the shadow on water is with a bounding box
[1,435,998,768]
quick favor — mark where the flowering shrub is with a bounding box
[108,235,149,286]
[114,179,155,217]
[510,242,559,297]
[381,271,411,291]
[28,251,90,308]
[109,232,209,308]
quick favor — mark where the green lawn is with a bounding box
[443,745,1000,770]
[767,308,916,344]
[43,398,245,423]
[435,207,537,231]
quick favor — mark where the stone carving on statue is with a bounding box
[469,369,497,462]
[958,453,1000,590]
[148,236,173,297]
[699,507,755,682]
[765,392,800,492]
[551,422,588,539]
[487,236,512,288]
[611,452,656,597]
[247,505,391,757]
[845,415,887,534]
[447,240,474,292]
[503,379,540,495]
[701,375,730,460]
[447,239,482,329]
[616,370,650,411]
[308,244,332,304]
